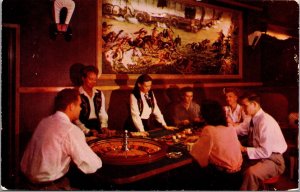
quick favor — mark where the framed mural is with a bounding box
[97,0,243,79]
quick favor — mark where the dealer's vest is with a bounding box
[79,89,102,125]
[132,90,155,116]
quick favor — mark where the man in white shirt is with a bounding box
[235,92,287,190]
[20,89,102,190]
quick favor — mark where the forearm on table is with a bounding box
[74,120,90,134]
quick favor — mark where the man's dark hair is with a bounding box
[240,92,261,105]
[180,86,194,96]
[54,89,80,111]
[201,99,227,126]
[81,65,99,78]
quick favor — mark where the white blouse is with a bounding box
[130,92,166,132]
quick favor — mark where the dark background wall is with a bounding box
[3,0,298,133]
[3,0,97,87]
[1,0,298,188]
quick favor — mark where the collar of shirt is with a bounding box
[139,92,153,118]
[55,111,71,123]
[140,92,147,97]
[179,101,192,110]
[235,104,242,112]
[79,86,96,98]
[226,104,241,113]
[252,108,264,125]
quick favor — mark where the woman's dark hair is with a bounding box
[223,87,240,97]
[81,65,99,78]
[201,99,227,126]
[54,89,80,111]
[133,74,152,92]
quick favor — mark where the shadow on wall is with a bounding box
[163,85,181,125]
[69,63,86,86]
[107,75,131,131]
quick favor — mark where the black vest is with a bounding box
[79,89,102,125]
[132,90,155,116]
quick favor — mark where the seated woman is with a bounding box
[223,88,247,126]
[190,99,243,190]
[172,86,203,127]
[124,74,174,134]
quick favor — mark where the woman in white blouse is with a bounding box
[125,74,174,133]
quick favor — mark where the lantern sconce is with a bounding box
[50,0,75,41]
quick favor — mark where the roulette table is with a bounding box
[87,127,203,185]
[89,137,168,165]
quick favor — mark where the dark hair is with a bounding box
[223,87,240,97]
[180,86,194,96]
[201,99,227,126]
[133,74,152,92]
[54,89,80,111]
[240,92,261,105]
[81,65,99,78]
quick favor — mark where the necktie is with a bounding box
[248,118,254,146]
[144,94,153,108]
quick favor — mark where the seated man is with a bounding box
[20,89,102,190]
[236,92,287,190]
[172,87,202,127]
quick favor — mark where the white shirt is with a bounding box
[130,92,166,132]
[21,111,102,183]
[235,109,287,159]
[224,104,245,123]
[75,87,108,133]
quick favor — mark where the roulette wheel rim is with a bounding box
[89,138,168,165]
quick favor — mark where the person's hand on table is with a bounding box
[181,120,190,126]
[90,129,99,137]
[130,131,149,137]
[164,125,178,131]
[101,127,117,137]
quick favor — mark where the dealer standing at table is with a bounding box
[235,92,287,190]
[125,74,174,133]
[75,65,115,137]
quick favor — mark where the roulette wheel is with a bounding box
[89,138,168,165]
